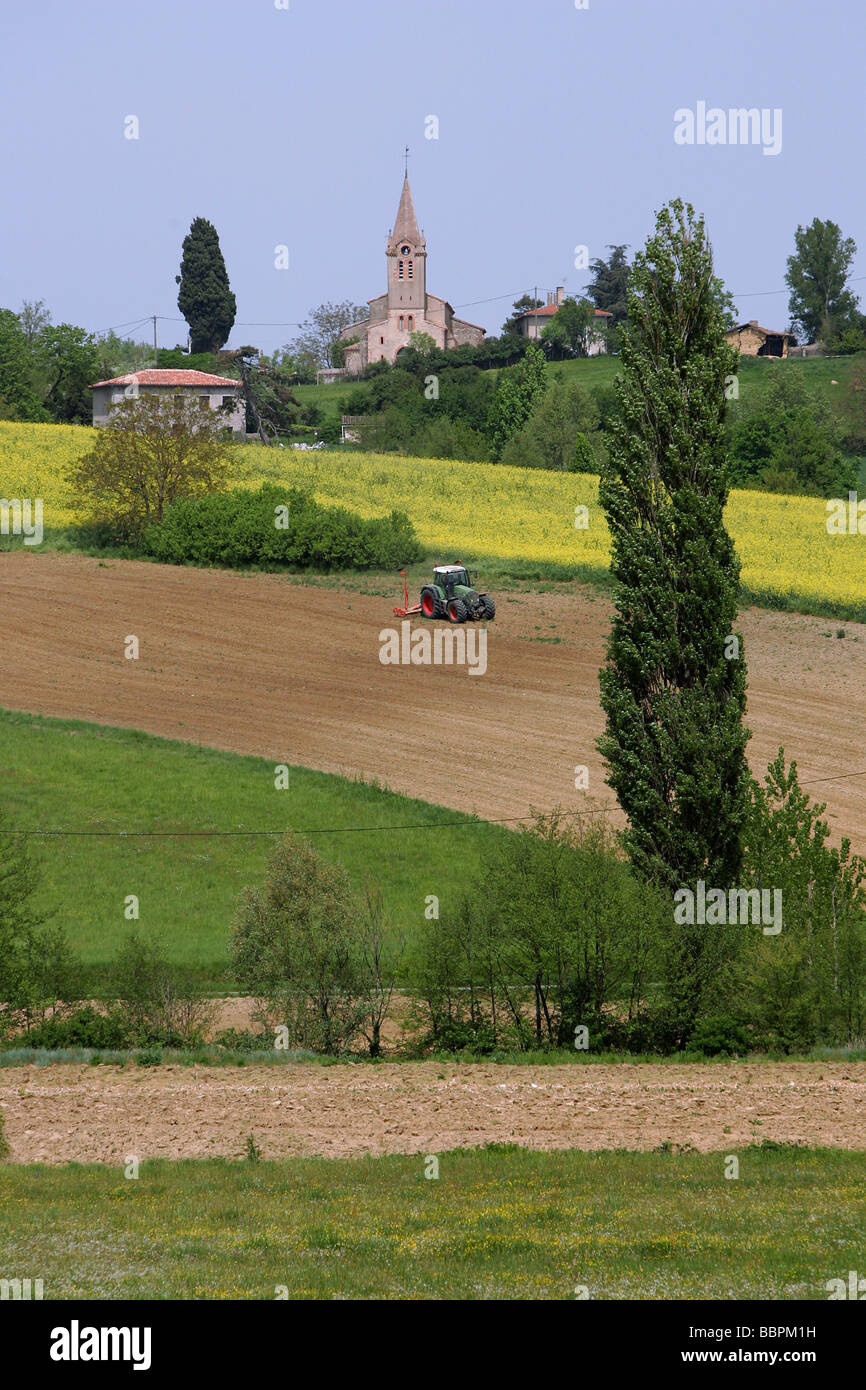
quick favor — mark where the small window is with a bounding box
[399,316,404,331]
[222,395,233,407]
[380,336,384,344]
[398,260,404,279]
[408,315,414,332]
[408,261,413,280]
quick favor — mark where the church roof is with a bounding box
[392,173,422,245]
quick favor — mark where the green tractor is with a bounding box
[419,564,496,623]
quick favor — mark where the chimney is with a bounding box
[556,286,565,305]
[749,319,759,327]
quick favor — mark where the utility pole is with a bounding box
[153,314,158,367]
[533,286,539,343]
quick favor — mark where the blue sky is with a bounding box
[1,0,864,353]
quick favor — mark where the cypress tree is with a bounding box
[176,217,237,354]
[598,199,750,901]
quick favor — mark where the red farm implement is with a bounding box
[393,570,422,617]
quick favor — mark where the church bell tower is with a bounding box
[386,170,426,313]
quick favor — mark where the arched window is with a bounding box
[398,260,404,280]
[408,315,414,332]
[408,261,414,280]
[399,316,404,331]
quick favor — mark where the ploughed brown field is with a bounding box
[0,552,863,845]
[2,1061,864,1163]
[2,553,865,1162]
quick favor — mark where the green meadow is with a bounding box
[0,1144,860,1299]
[0,707,507,989]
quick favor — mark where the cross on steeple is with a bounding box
[403,145,410,176]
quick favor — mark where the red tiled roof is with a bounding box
[89,369,241,388]
[514,305,612,319]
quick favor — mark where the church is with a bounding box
[339,172,485,373]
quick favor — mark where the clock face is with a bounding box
[400,245,411,255]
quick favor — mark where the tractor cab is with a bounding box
[434,564,472,592]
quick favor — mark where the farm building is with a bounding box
[338,172,485,373]
[725,320,798,358]
[90,369,246,434]
[513,288,612,355]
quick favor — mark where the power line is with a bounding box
[799,767,866,788]
[88,267,866,340]
[5,764,866,839]
[453,290,532,310]
[1,807,618,839]
[92,316,153,338]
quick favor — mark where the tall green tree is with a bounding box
[597,201,751,1029]
[0,309,45,420]
[487,344,547,460]
[176,217,237,353]
[740,751,866,1048]
[501,379,600,471]
[34,323,101,424]
[584,245,630,324]
[785,218,859,344]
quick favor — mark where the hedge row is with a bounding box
[142,484,423,570]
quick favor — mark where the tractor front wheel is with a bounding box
[448,598,469,623]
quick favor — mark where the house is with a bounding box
[513,287,612,355]
[89,369,246,434]
[725,320,798,359]
[338,172,485,374]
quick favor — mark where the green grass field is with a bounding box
[0,1144,860,1299]
[0,708,508,988]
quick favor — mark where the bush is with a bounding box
[0,813,81,1039]
[427,1018,498,1055]
[409,811,665,1054]
[7,1005,131,1051]
[112,931,214,1048]
[143,484,423,571]
[687,1015,752,1057]
[213,1027,274,1053]
[231,833,370,1055]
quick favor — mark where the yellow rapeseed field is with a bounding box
[1,421,863,614]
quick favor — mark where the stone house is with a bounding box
[338,173,485,373]
[513,288,612,355]
[90,369,246,434]
[725,320,798,358]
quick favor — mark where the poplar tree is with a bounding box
[176,217,237,353]
[598,200,750,902]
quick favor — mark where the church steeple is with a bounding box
[392,172,422,247]
[386,169,426,311]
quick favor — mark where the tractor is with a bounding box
[394,564,495,623]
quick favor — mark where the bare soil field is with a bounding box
[2,1061,864,1163]
[1,553,864,844]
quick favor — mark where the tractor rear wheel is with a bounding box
[480,594,496,620]
[448,598,469,623]
[420,586,441,618]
